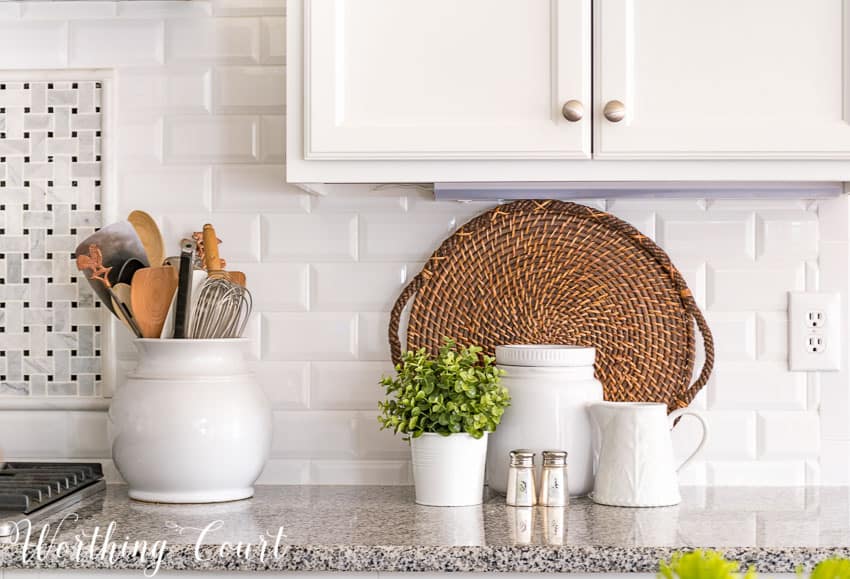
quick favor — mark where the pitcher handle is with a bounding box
[668,409,708,473]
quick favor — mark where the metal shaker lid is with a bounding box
[542,450,568,467]
[509,449,535,467]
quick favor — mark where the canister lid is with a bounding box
[495,345,596,367]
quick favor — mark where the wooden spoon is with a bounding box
[131,266,179,339]
[127,210,166,268]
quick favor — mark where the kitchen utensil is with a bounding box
[539,450,568,507]
[116,257,146,285]
[227,271,247,287]
[487,345,602,496]
[189,224,252,339]
[506,450,536,507]
[160,270,208,339]
[110,338,272,503]
[172,239,196,339]
[388,199,715,414]
[588,402,708,507]
[127,210,166,268]
[75,222,149,314]
[131,266,179,338]
[112,283,142,338]
[190,229,246,286]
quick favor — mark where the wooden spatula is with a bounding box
[131,266,179,338]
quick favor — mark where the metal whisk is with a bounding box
[190,276,252,338]
[188,223,253,339]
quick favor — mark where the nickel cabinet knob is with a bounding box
[561,100,584,122]
[603,100,626,123]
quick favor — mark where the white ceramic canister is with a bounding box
[109,338,272,503]
[487,345,603,496]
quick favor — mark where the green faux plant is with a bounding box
[807,558,850,579]
[659,550,755,579]
[378,338,510,440]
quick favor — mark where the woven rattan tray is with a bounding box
[388,200,714,412]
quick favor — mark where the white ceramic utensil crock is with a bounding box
[487,345,604,496]
[588,402,708,507]
[410,433,488,507]
[109,338,271,503]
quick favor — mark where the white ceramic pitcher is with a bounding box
[588,402,707,507]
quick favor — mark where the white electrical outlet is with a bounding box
[789,292,841,371]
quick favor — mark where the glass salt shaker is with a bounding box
[506,449,536,506]
[539,450,568,507]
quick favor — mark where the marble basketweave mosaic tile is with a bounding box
[0,81,104,397]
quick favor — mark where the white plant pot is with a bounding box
[109,338,272,504]
[410,432,488,507]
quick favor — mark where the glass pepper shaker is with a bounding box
[539,450,568,507]
[506,449,536,506]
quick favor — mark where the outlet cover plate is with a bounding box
[789,292,841,371]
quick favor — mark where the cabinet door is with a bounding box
[595,0,850,158]
[304,0,590,160]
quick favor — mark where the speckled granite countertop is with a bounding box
[1,485,850,573]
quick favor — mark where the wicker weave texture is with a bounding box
[388,200,714,413]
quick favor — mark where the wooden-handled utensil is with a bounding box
[131,266,179,338]
[128,210,166,268]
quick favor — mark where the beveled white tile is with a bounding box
[707,362,807,411]
[311,262,407,312]
[705,312,756,362]
[756,312,788,361]
[23,1,116,20]
[260,16,286,64]
[117,1,212,19]
[262,213,357,261]
[69,20,164,67]
[358,312,391,361]
[263,312,357,361]
[707,263,805,311]
[359,213,456,261]
[658,211,756,261]
[757,210,819,261]
[271,410,357,459]
[213,66,285,113]
[260,115,286,162]
[117,165,211,213]
[707,461,806,486]
[117,66,211,117]
[257,458,311,484]
[231,262,308,311]
[0,22,68,69]
[250,360,309,410]
[354,412,409,459]
[163,115,258,163]
[166,17,260,64]
[758,411,820,459]
[213,164,307,212]
[213,0,285,17]
[310,460,411,485]
[311,361,393,410]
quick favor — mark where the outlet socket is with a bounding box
[789,292,841,371]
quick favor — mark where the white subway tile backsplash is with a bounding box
[233,262,308,311]
[214,66,285,113]
[117,165,211,213]
[0,22,67,68]
[69,20,164,67]
[263,312,357,361]
[213,0,286,17]
[658,211,756,261]
[756,312,788,361]
[310,263,407,312]
[160,212,260,262]
[117,67,211,117]
[360,213,456,261]
[311,361,393,410]
[262,213,357,261]
[260,115,286,162]
[260,17,286,64]
[22,2,116,20]
[358,313,392,361]
[163,115,258,163]
[166,18,260,64]
[250,361,310,410]
[758,411,820,459]
[757,210,819,261]
[707,363,808,411]
[704,312,756,362]
[707,461,806,486]
[707,263,805,311]
[257,459,311,484]
[115,118,164,164]
[272,411,357,459]
[117,1,212,19]
[213,164,307,212]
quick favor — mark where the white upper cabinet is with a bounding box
[287,0,850,183]
[594,0,850,159]
[304,0,591,160]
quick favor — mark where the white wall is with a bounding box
[0,0,848,486]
